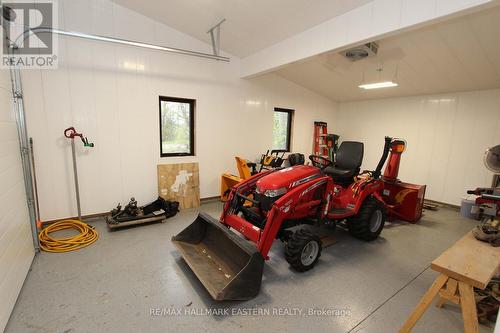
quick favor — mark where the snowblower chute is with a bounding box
[172,212,264,300]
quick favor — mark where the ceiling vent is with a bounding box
[343,42,378,62]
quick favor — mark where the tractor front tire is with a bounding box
[285,229,322,272]
[348,197,386,241]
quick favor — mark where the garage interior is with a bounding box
[1,1,500,333]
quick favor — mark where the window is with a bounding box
[273,108,293,151]
[159,96,195,157]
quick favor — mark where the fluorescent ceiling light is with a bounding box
[358,81,398,90]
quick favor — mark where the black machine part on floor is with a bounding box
[172,212,264,300]
[107,197,179,227]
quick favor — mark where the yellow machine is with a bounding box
[220,157,254,201]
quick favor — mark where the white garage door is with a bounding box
[0,69,35,331]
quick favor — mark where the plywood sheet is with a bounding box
[158,163,200,210]
[431,231,500,289]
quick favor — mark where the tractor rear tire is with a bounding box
[348,196,386,241]
[285,229,322,272]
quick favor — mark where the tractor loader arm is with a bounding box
[257,176,331,256]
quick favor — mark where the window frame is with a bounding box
[159,96,195,157]
[273,107,294,152]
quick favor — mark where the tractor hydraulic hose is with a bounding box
[39,219,98,253]
[373,136,392,179]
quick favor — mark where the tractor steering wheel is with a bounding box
[308,155,333,170]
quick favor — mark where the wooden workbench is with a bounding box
[400,230,500,333]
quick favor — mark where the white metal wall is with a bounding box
[335,89,500,206]
[0,68,35,331]
[20,0,337,222]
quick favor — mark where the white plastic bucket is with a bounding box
[460,198,477,219]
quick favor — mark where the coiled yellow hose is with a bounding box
[39,219,98,253]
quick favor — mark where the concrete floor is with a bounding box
[5,202,496,333]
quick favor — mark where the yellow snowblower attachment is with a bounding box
[220,156,254,201]
[172,212,264,300]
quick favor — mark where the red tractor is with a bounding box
[173,137,426,300]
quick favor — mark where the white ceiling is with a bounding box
[111,0,372,57]
[276,5,500,102]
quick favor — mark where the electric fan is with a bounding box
[484,145,500,188]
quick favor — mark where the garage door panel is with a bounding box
[0,69,34,332]
[0,232,34,332]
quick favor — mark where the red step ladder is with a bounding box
[313,121,329,158]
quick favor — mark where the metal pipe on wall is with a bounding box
[70,139,82,221]
[8,25,230,250]
[17,27,231,62]
[8,53,40,251]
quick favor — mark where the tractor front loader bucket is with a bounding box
[172,212,264,300]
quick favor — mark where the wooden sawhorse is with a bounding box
[400,231,500,333]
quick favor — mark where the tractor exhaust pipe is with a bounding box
[172,212,264,300]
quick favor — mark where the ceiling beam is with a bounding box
[240,0,500,78]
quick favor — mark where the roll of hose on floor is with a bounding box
[39,219,98,253]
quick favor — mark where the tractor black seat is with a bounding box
[323,141,364,186]
[323,167,358,182]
